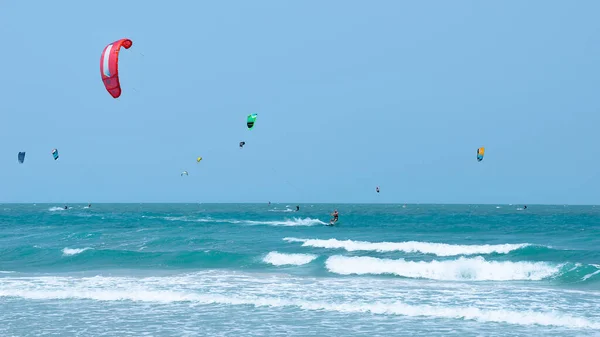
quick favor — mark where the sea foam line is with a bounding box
[62,248,92,256]
[0,288,597,330]
[245,218,326,227]
[164,216,325,227]
[263,252,318,266]
[583,265,600,282]
[284,237,530,256]
[325,255,560,281]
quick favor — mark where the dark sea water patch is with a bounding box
[0,246,261,272]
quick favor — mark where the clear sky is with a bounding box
[1,1,599,204]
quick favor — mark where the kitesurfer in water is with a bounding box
[64,205,68,210]
[296,205,300,211]
[331,210,339,224]
[524,205,527,209]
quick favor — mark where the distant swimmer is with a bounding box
[296,205,300,211]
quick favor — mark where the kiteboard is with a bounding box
[326,220,338,226]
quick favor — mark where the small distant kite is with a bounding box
[376,186,380,193]
[477,147,485,162]
[51,149,59,160]
[239,141,245,149]
[181,171,189,176]
[100,38,133,98]
[18,152,25,164]
[247,114,257,130]
[197,157,202,163]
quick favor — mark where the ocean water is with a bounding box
[1,203,599,336]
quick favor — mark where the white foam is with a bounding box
[284,237,529,256]
[48,207,65,212]
[582,269,600,282]
[263,252,318,266]
[325,255,560,281]
[62,247,92,256]
[1,271,599,330]
[268,208,294,212]
[164,216,325,227]
[0,287,597,330]
[246,218,326,227]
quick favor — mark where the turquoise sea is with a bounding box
[1,203,599,336]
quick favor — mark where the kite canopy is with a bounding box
[247,114,257,129]
[477,147,485,162]
[197,157,202,163]
[18,152,25,164]
[52,149,59,160]
[181,171,189,176]
[239,141,245,148]
[100,38,133,98]
[376,186,380,193]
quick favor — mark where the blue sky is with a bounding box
[1,1,599,204]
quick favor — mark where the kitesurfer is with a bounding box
[296,205,300,211]
[524,205,527,209]
[331,210,339,224]
[64,205,68,210]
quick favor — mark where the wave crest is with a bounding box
[284,237,530,256]
[62,248,92,256]
[263,252,318,266]
[325,255,560,281]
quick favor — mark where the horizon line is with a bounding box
[0,202,596,206]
